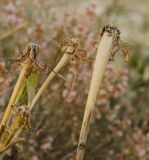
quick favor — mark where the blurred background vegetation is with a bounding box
[0,0,149,159]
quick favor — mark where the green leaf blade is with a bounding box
[26,73,39,107]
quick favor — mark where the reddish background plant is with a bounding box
[0,0,149,159]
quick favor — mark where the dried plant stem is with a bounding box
[30,37,82,110]
[0,21,28,41]
[0,43,39,152]
[1,111,24,147]
[0,137,25,153]
[76,25,120,160]
[30,52,72,111]
[0,58,32,137]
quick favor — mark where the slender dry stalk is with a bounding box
[0,38,85,152]
[0,107,25,148]
[0,138,25,153]
[0,21,28,41]
[0,43,40,138]
[0,104,33,153]
[30,53,70,110]
[76,25,121,160]
[0,38,83,152]
[0,60,31,137]
[30,38,81,111]
[0,38,82,151]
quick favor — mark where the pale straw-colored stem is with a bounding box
[0,58,32,136]
[30,52,72,111]
[76,31,114,160]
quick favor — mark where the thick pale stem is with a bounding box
[76,32,114,160]
[30,53,71,111]
[0,58,32,136]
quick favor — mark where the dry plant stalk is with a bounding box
[0,43,40,139]
[76,25,121,160]
[0,107,25,148]
[0,138,25,153]
[0,105,32,153]
[30,38,82,111]
[0,38,85,152]
[0,21,28,41]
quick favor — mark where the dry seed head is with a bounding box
[100,24,121,40]
[60,37,80,55]
[9,43,40,66]
[27,43,40,52]
[100,24,131,62]
[27,43,40,61]
[70,37,80,47]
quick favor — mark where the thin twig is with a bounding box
[29,54,70,110]
[30,40,79,111]
[0,21,28,41]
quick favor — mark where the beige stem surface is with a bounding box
[30,53,71,111]
[76,32,113,160]
[0,58,32,136]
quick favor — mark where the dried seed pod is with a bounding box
[9,43,40,65]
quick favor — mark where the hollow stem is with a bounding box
[76,25,120,160]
